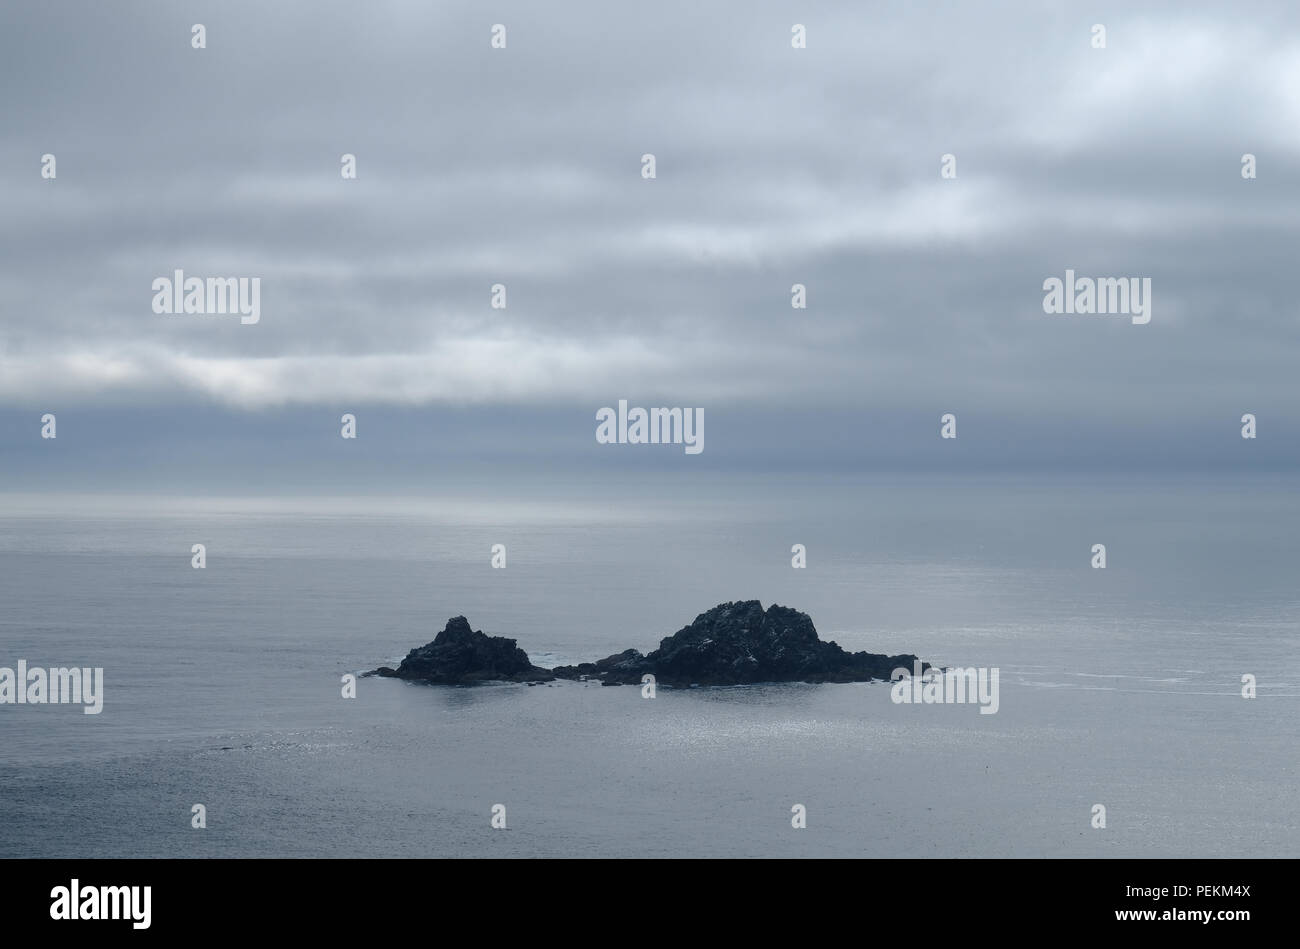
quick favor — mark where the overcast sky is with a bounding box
[3,1,1299,489]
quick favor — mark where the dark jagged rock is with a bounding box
[551,601,925,687]
[550,647,648,683]
[367,603,927,688]
[366,616,554,685]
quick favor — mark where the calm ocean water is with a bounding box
[1,475,1296,857]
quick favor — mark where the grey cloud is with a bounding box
[1,0,1298,475]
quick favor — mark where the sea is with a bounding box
[1,474,1296,857]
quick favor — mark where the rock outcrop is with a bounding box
[552,601,923,686]
[368,602,926,687]
[367,615,554,684]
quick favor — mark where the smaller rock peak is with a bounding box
[434,616,475,644]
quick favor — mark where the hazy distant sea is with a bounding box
[1,475,1296,857]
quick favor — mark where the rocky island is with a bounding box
[367,601,927,688]
[366,615,554,685]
